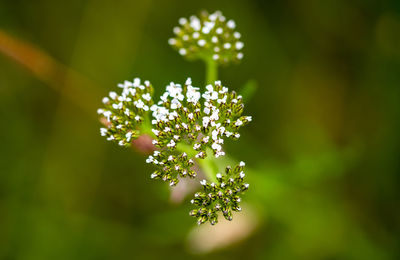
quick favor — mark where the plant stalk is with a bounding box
[205,58,218,85]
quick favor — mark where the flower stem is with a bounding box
[205,58,218,84]
[197,148,218,183]
[141,115,154,137]
[176,143,217,183]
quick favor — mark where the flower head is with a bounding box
[189,163,249,225]
[169,10,244,64]
[98,78,154,146]
[147,78,251,186]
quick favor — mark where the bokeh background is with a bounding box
[1,0,399,259]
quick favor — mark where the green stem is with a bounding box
[197,148,218,183]
[141,115,154,137]
[191,57,219,182]
[205,58,218,85]
[176,143,218,183]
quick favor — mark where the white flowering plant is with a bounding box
[98,10,252,226]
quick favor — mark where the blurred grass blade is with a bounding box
[239,79,258,103]
[0,29,99,117]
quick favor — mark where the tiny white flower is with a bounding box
[179,17,187,25]
[134,99,145,109]
[227,20,236,29]
[133,78,141,87]
[146,156,154,163]
[202,116,210,127]
[190,16,201,31]
[109,91,117,100]
[211,129,219,140]
[173,26,181,34]
[200,179,207,186]
[112,102,123,110]
[210,109,220,121]
[103,111,112,121]
[168,38,176,45]
[167,139,176,148]
[198,39,206,46]
[179,48,187,55]
[100,128,107,136]
[235,41,244,50]
[223,43,231,49]
[125,132,133,142]
[202,26,211,34]
[102,97,110,104]
[142,93,151,101]
[211,142,222,151]
[192,32,200,39]
[186,85,200,103]
[217,95,227,104]
[235,119,243,126]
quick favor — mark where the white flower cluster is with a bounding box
[147,78,252,186]
[98,76,252,190]
[169,10,244,64]
[97,78,153,146]
[190,162,249,225]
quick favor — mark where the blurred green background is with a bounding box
[0,0,399,259]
